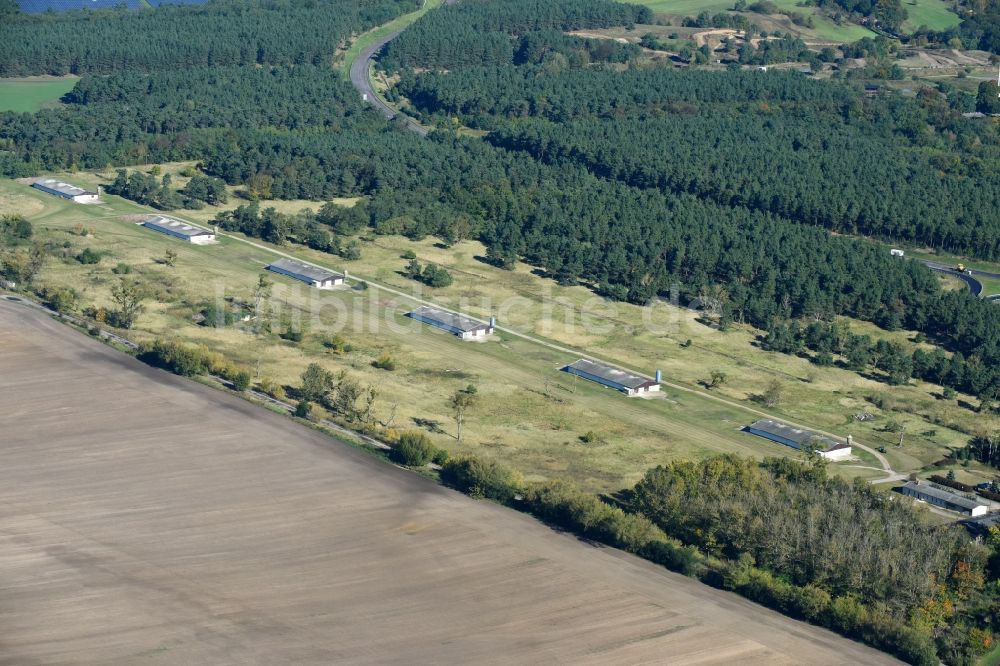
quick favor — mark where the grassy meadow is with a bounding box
[3,166,996,492]
[626,0,875,43]
[0,77,78,113]
[901,0,961,31]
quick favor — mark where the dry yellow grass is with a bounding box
[5,171,989,491]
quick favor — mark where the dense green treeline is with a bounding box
[401,65,1000,260]
[378,27,641,73]
[3,54,995,402]
[629,455,997,665]
[763,299,1000,402]
[0,66,378,174]
[195,128,946,327]
[399,66,856,123]
[632,456,956,610]
[380,0,650,70]
[487,115,999,260]
[0,0,418,76]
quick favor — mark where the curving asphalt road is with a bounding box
[349,28,430,136]
[349,0,459,136]
[920,259,1000,302]
[921,260,983,296]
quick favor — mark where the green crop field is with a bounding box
[632,0,730,12]
[3,167,993,492]
[902,0,961,31]
[0,77,78,113]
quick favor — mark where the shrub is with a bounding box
[829,594,869,636]
[884,420,904,433]
[813,352,834,367]
[37,285,78,313]
[373,352,396,371]
[231,370,252,392]
[421,263,453,288]
[112,262,132,275]
[579,430,598,443]
[324,334,352,353]
[281,327,304,342]
[401,249,417,260]
[640,539,704,577]
[75,247,102,264]
[432,448,449,465]
[790,584,831,622]
[929,474,974,492]
[137,339,208,377]
[440,455,522,503]
[391,431,436,466]
[259,378,287,401]
[294,399,311,418]
[340,240,361,261]
[524,480,663,552]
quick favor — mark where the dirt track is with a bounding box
[0,298,900,665]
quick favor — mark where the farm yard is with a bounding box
[4,169,996,492]
[0,76,77,113]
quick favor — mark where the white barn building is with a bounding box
[142,216,216,244]
[901,481,989,517]
[563,359,661,396]
[407,306,494,340]
[744,419,853,461]
[32,178,100,204]
[266,258,344,289]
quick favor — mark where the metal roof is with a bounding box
[33,178,95,197]
[962,512,1000,536]
[746,419,838,450]
[143,215,213,238]
[902,481,987,512]
[407,306,491,333]
[267,258,342,283]
[565,359,656,390]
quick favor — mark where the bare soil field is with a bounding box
[0,298,899,665]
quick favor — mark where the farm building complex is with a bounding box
[900,481,989,516]
[31,178,99,203]
[563,359,660,396]
[407,306,494,339]
[142,216,215,244]
[743,419,852,461]
[962,512,1000,538]
[266,258,344,289]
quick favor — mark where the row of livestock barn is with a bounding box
[52,179,1000,519]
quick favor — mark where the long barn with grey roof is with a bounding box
[563,359,660,396]
[32,178,100,203]
[142,216,215,244]
[266,258,344,289]
[743,419,852,461]
[901,481,988,516]
[407,306,494,339]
